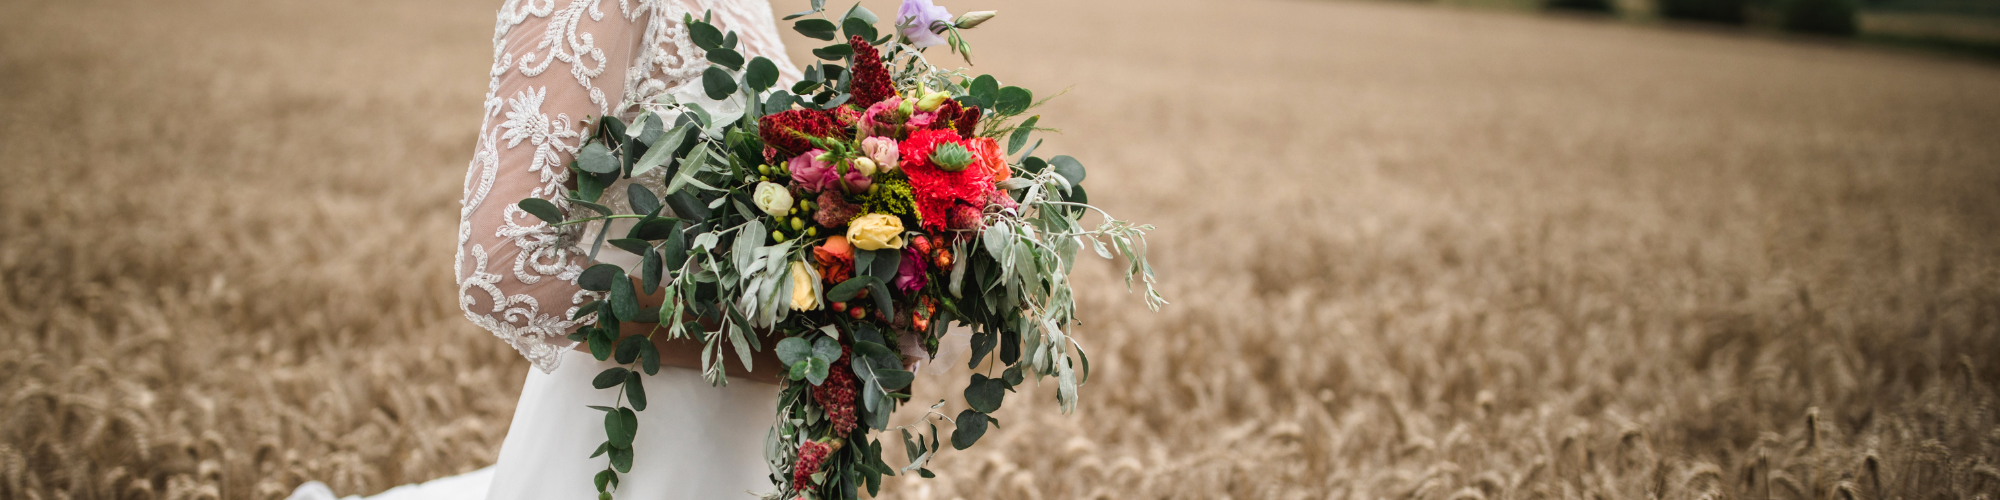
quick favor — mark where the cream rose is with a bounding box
[846,213,906,250]
[788,261,819,311]
[753,182,793,218]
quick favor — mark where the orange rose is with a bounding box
[965,137,1010,183]
[814,235,855,284]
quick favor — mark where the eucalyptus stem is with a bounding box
[555,214,668,227]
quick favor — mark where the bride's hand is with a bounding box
[575,276,787,385]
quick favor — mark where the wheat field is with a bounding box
[4,0,1999,498]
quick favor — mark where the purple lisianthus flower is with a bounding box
[898,0,953,48]
[788,150,838,193]
[894,245,930,294]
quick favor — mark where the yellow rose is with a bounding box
[788,261,819,311]
[846,213,906,251]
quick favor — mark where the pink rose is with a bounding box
[787,150,838,193]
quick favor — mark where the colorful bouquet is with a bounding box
[515,2,1162,498]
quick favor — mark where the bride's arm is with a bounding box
[458,1,795,382]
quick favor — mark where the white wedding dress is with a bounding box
[292,1,807,498]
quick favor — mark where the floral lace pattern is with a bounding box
[458,0,802,373]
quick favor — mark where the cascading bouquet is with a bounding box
[514,1,1163,498]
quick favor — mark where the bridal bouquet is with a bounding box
[517,2,1162,498]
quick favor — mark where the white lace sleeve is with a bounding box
[458,0,802,373]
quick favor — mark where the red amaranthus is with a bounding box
[793,439,833,486]
[847,35,894,109]
[813,346,859,435]
[900,129,996,232]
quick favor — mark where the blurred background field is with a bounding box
[4,0,1999,498]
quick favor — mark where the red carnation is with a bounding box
[793,439,833,486]
[759,109,841,162]
[900,129,997,232]
[847,35,894,109]
[812,346,859,435]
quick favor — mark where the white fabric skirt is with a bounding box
[290,349,780,500]
[486,349,781,499]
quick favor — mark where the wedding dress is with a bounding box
[291,1,806,498]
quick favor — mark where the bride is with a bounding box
[296,0,808,498]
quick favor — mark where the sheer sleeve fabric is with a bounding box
[458,0,802,373]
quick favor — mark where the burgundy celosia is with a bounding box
[900,129,996,232]
[814,190,862,229]
[812,346,859,435]
[847,35,894,109]
[760,109,840,162]
[935,99,981,137]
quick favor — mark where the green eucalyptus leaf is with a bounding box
[842,3,878,24]
[640,340,661,375]
[776,337,812,366]
[812,43,854,60]
[628,217,683,241]
[616,335,645,364]
[874,368,914,392]
[641,247,662,294]
[745,57,780,92]
[1007,116,1039,155]
[578,264,624,292]
[999,327,1021,365]
[589,328,613,360]
[572,301,604,321]
[689,21,725,50]
[794,18,838,40]
[812,336,842,364]
[964,373,1005,413]
[970,75,999,106]
[608,239,651,257]
[702,67,738,100]
[995,86,1032,116]
[805,356,830,385]
[517,198,564,224]
[1049,155,1086,184]
[608,445,633,473]
[610,277,640,321]
[628,184,661,216]
[706,47,744,71]
[950,410,988,450]
[968,329,996,369]
[827,275,881,302]
[577,142,619,174]
[852,340,894,367]
[762,90,796,115]
[1002,365,1024,387]
[593,367,629,390]
[842,16,877,42]
[624,372,647,411]
[1022,156,1048,175]
[868,248,901,283]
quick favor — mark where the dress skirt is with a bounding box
[484,349,781,499]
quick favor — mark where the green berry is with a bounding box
[791,217,805,231]
[772,230,786,243]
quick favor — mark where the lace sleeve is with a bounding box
[459,0,801,373]
[458,1,639,373]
